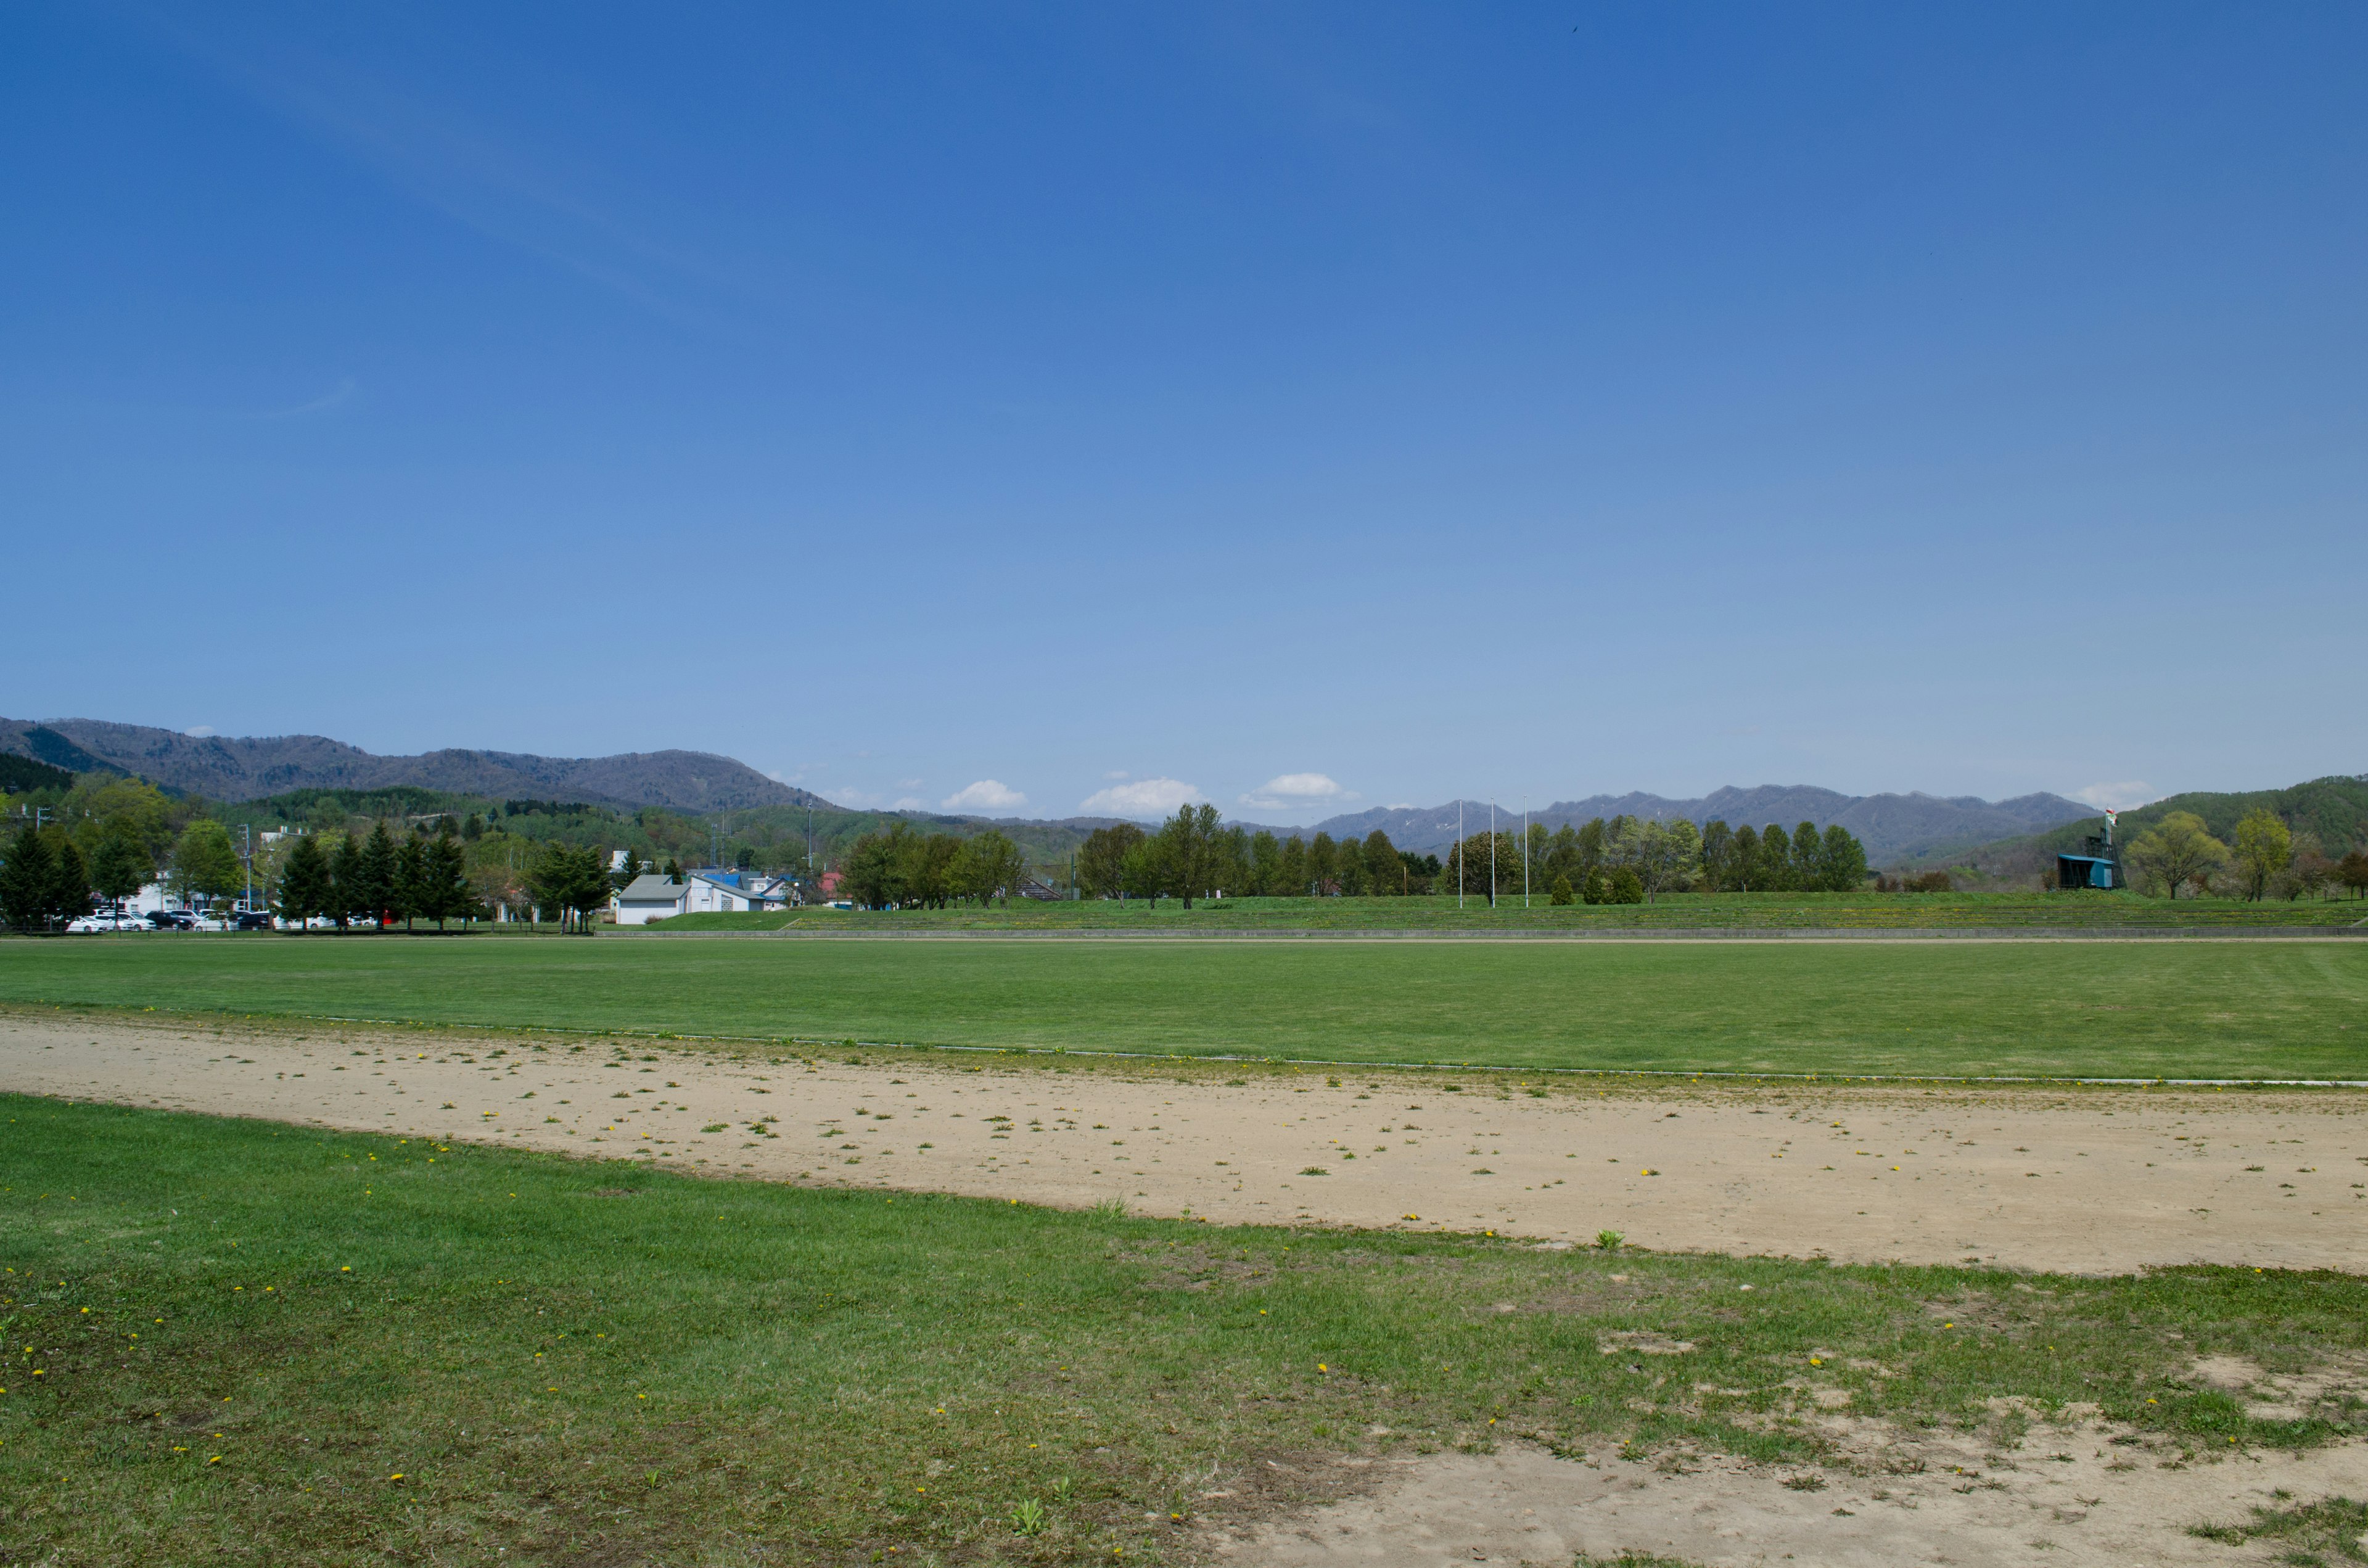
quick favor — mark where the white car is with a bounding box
[112,914,150,930]
[66,914,113,933]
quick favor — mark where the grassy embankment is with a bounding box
[2,936,2364,1080]
[3,1096,2364,1565]
[648,889,2363,934]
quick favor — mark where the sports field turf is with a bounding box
[2,934,2364,1079]
[2,1095,2362,1565]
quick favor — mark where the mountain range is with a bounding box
[5,715,2097,864]
[0,716,824,815]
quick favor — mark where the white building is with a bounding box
[611,871,791,925]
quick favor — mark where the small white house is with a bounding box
[614,874,689,926]
[611,872,789,924]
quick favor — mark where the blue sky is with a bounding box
[4,4,2361,823]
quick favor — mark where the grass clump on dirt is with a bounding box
[3,1093,2366,1564]
[4,937,2367,1079]
[2189,1493,2368,1563]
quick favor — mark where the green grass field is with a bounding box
[4,1096,2363,1565]
[4,932,2365,1079]
[648,889,2364,934]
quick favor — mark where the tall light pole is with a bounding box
[1489,800,1496,909]
[1523,795,1530,909]
[1455,800,1463,910]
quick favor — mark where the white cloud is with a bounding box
[892,795,926,811]
[1238,773,1354,811]
[943,779,1027,811]
[1386,802,1413,810]
[1080,777,1202,818]
[1103,770,1130,780]
[183,725,217,737]
[2074,781,2156,810]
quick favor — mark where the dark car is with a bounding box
[147,910,196,930]
[232,909,274,931]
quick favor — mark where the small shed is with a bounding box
[614,874,689,926]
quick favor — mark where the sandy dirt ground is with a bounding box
[1214,1407,2368,1567]
[4,1009,2363,1274]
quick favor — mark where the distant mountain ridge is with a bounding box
[1307,786,2095,864]
[0,716,826,815]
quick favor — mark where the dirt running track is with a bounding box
[5,1009,2363,1274]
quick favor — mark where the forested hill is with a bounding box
[0,717,826,814]
[1311,787,2092,864]
[1902,774,2368,884]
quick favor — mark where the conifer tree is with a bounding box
[357,821,399,927]
[394,831,429,930]
[329,832,367,930]
[0,825,54,930]
[425,827,471,929]
[276,834,331,929]
[51,837,93,924]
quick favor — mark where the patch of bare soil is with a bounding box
[4,1009,2366,1274]
[1206,1421,2368,1568]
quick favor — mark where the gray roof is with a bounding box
[617,874,688,903]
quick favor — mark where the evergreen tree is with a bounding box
[394,831,430,930]
[49,837,93,924]
[329,832,367,930]
[1,825,55,930]
[425,827,472,929]
[1756,824,1793,891]
[1550,873,1575,906]
[1581,868,1608,905]
[275,834,331,929]
[357,821,399,927]
[89,831,154,913]
[1607,866,1645,905]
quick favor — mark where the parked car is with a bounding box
[111,914,150,931]
[147,910,195,930]
[232,909,274,931]
[65,914,113,933]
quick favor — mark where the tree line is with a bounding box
[838,823,1029,909]
[1442,816,1868,905]
[2125,808,2368,901]
[1074,810,1439,907]
[1061,809,1868,908]
[275,824,622,930]
[1,816,248,930]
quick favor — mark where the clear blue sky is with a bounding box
[6,5,2361,823]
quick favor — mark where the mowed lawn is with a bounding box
[3,935,2366,1078]
[3,1096,2364,1566]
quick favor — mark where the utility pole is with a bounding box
[239,824,253,912]
[1489,800,1496,909]
[1523,796,1530,909]
[1456,800,1463,910]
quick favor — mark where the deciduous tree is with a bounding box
[171,820,243,911]
[2124,812,2229,900]
[2230,809,2293,901]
